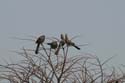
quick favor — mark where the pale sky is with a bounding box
[0,0,125,67]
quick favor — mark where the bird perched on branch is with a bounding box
[67,40,80,50]
[47,41,58,49]
[55,34,65,55]
[35,35,45,54]
[65,34,80,50]
[65,34,69,44]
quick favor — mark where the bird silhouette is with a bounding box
[65,34,69,44]
[67,41,80,50]
[47,41,58,49]
[65,34,80,50]
[55,39,65,55]
[55,34,65,55]
[35,35,45,54]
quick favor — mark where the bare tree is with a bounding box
[0,34,125,83]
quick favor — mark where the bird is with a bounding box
[67,41,80,50]
[35,35,45,54]
[55,34,65,55]
[65,34,80,50]
[47,41,58,49]
[65,34,69,44]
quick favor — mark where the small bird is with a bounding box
[65,34,80,50]
[65,34,69,44]
[60,34,65,47]
[55,40,65,55]
[55,34,65,55]
[47,41,58,49]
[35,35,45,54]
[67,41,80,50]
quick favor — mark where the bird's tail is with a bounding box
[35,44,40,54]
[47,43,51,45]
[73,45,80,50]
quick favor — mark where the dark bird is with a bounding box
[55,34,65,55]
[47,41,58,49]
[35,35,45,54]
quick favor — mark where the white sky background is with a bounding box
[0,0,125,67]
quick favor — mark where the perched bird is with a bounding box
[47,41,58,49]
[60,34,65,47]
[35,35,45,54]
[65,34,69,44]
[55,34,65,55]
[55,40,65,55]
[67,41,80,50]
[65,34,80,50]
